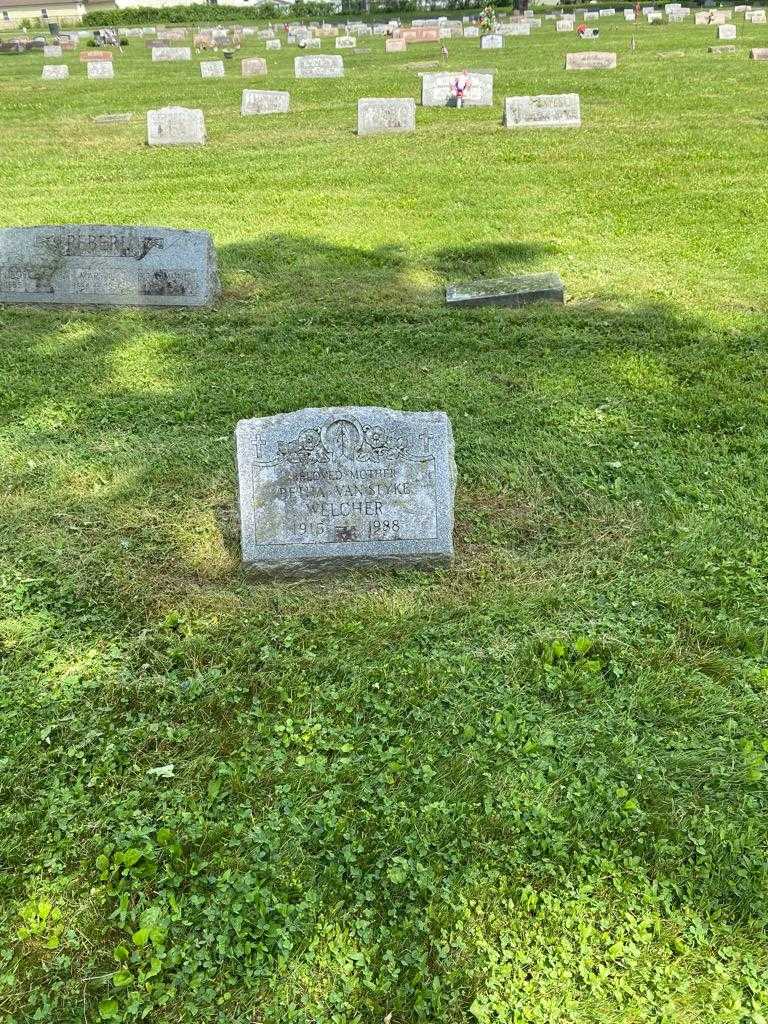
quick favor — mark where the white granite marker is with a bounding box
[357,98,416,135]
[421,71,493,106]
[0,225,219,308]
[241,90,290,115]
[87,61,114,79]
[147,106,206,146]
[42,64,69,79]
[151,46,192,61]
[294,54,344,77]
[200,60,225,78]
[235,407,456,577]
[481,33,504,48]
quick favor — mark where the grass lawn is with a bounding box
[1,13,768,1023]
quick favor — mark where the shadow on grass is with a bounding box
[2,231,768,1021]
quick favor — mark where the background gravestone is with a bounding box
[241,90,290,115]
[266,40,282,50]
[357,97,416,135]
[235,407,456,577]
[0,225,219,308]
[481,34,504,48]
[147,106,206,146]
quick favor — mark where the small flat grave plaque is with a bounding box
[357,97,416,134]
[241,89,290,115]
[0,225,219,308]
[709,44,738,52]
[446,271,565,308]
[503,93,581,127]
[147,106,206,146]
[565,50,617,68]
[235,406,456,577]
[294,54,344,77]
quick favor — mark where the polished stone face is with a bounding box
[445,272,565,308]
[0,225,220,308]
[236,407,456,577]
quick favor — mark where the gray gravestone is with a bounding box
[42,64,68,79]
[718,23,737,37]
[503,93,581,127]
[565,51,617,68]
[147,106,206,146]
[200,60,225,78]
[241,89,290,115]
[0,225,219,308]
[421,71,493,106]
[43,44,62,56]
[151,46,192,61]
[481,33,504,47]
[241,57,267,75]
[464,25,480,36]
[557,19,576,30]
[87,60,114,79]
[499,22,531,34]
[294,54,344,77]
[235,406,456,577]
[750,46,768,57]
[266,39,282,50]
[710,44,738,52]
[446,272,565,308]
[335,35,356,47]
[357,97,416,135]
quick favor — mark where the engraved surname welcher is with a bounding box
[235,406,456,576]
[249,414,438,547]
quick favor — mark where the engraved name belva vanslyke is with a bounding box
[250,415,439,546]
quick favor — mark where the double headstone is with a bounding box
[235,407,456,577]
[0,225,219,308]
